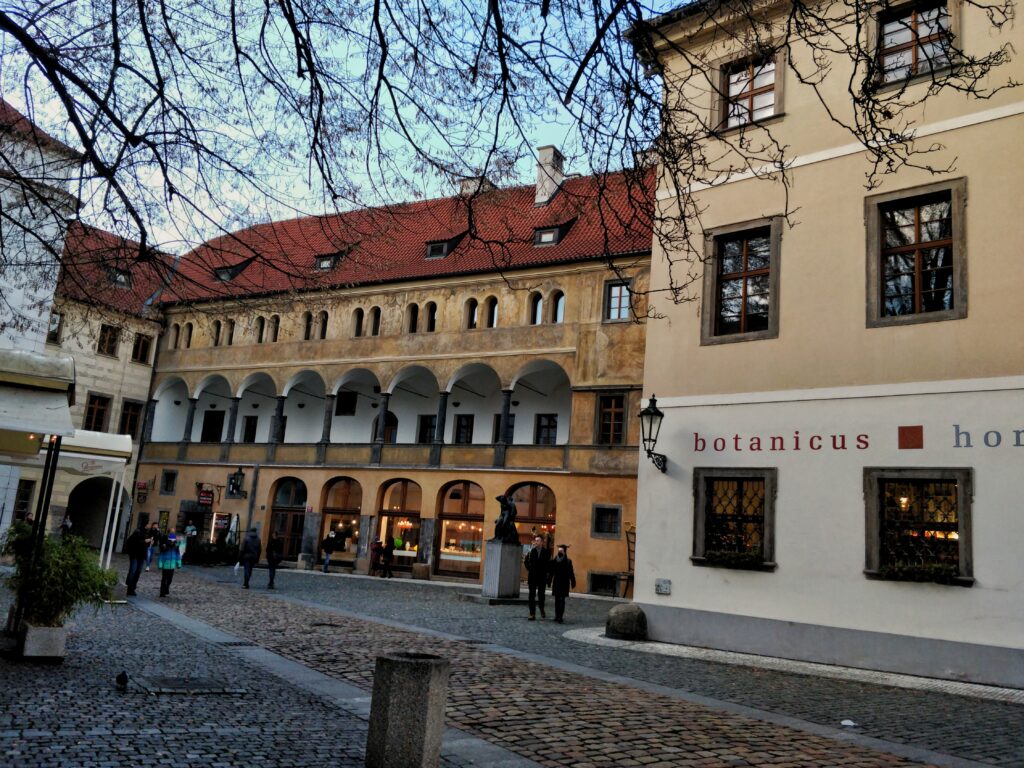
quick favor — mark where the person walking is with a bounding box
[157,529,181,598]
[144,522,159,571]
[321,530,337,573]
[548,544,576,623]
[369,539,383,576]
[266,534,284,589]
[183,519,198,563]
[238,527,262,589]
[380,537,395,578]
[124,523,148,596]
[524,534,550,620]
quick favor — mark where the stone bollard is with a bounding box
[605,603,648,640]
[365,652,450,768]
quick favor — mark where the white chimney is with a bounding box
[535,145,565,206]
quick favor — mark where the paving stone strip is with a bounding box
[163,570,945,768]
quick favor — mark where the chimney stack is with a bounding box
[535,145,565,206]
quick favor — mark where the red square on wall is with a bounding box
[898,425,924,449]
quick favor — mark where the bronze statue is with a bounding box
[493,494,519,544]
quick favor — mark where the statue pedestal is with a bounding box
[482,540,522,599]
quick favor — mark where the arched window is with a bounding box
[507,482,557,547]
[318,311,329,340]
[378,479,423,570]
[212,320,222,347]
[529,293,543,325]
[225,320,235,346]
[269,314,280,342]
[465,298,479,330]
[484,297,498,328]
[551,291,565,324]
[406,303,419,333]
[255,316,266,343]
[183,322,193,349]
[437,480,486,577]
[370,306,381,336]
[425,302,437,332]
[169,323,180,350]
[353,308,364,337]
[302,312,313,341]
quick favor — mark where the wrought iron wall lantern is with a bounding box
[227,468,247,498]
[639,395,667,473]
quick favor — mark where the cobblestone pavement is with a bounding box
[0,588,507,768]
[182,566,1023,768]
[6,562,1022,768]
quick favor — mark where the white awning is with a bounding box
[0,387,75,454]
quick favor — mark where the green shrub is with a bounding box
[2,521,116,627]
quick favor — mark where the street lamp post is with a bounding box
[639,395,667,473]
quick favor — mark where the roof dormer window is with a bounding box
[213,257,254,283]
[316,255,337,271]
[425,231,466,260]
[533,218,576,247]
[108,267,131,287]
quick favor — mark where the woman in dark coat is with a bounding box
[547,544,576,623]
[266,535,284,589]
[381,538,395,578]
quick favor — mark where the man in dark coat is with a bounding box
[238,528,262,589]
[548,544,576,623]
[124,524,149,596]
[380,537,395,578]
[524,534,550,620]
[321,530,337,573]
[266,535,284,589]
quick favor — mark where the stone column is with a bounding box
[318,394,336,463]
[371,392,391,464]
[178,397,198,460]
[429,391,448,466]
[494,389,513,467]
[267,395,285,462]
[221,396,240,461]
[365,652,450,768]
[182,398,198,443]
[297,508,322,571]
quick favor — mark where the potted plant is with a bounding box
[2,521,116,659]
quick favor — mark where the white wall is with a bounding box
[635,378,1024,650]
[152,381,190,441]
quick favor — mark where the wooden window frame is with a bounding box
[46,311,63,345]
[711,48,787,132]
[83,392,113,432]
[96,324,120,357]
[866,178,967,328]
[701,217,783,345]
[453,414,475,444]
[871,0,959,89]
[595,393,626,446]
[863,467,973,585]
[118,399,145,440]
[591,503,623,539]
[692,467,777,570]
[603,280,632,323]
[533,413,558,446]
[131,332,153,364]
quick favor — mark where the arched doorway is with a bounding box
[506,482,557,548]
[270,477,307,560]
[435,480,485,577]
[67,477,130,549]
[320,477,362,565]
[377,479,421,571]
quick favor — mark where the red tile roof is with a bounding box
[0,99,81,158]
[162,169,653,304]
[57,223,175,318]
